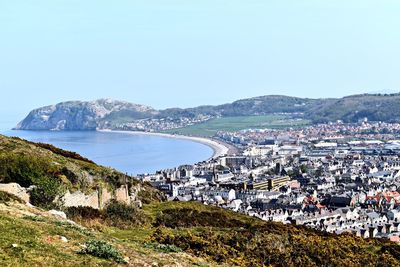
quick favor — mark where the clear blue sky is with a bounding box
[0,0,399,117]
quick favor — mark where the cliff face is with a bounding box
[14,99,158,130]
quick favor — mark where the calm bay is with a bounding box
[0,121,213,175]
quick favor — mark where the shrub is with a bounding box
[0,153,65,209]
[29,176,65,209]
[144,242,182,253]
[137,186,166,204]
[65,202,148,229]
[65,206,102,220]
[60,167,79,184]
[104,200,148,228]
[0,154,56,187]
[79,239,125,263]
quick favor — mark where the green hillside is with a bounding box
[1,194,399,267]
[305,93,400,122]
[0,193,211,267]
[163,115,309,136]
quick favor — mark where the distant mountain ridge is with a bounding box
[15,93,400,131]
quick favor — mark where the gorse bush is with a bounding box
[151,204,400,267]
[29,176,65,209]
[79,240,125,263]
[105,200,146,224]
[66,201,149,228]
[0,154,57,187]
[65,206,102,220]
[0,154,65,209]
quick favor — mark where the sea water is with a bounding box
[0,122,213,175]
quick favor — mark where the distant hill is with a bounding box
[15,99,158,130]
[15,93,400,131]
[305,93,400,123]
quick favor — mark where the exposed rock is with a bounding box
[62,186,130,210]
[0,183,30,203]
[62,190,101,209]
[14,99,158,130]
[48,210,67,219]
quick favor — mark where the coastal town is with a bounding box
[140,119,400,243]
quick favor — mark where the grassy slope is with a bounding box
[0,134,162,203]
[162,115,310,137]
[0,196,214,267]
[1,186,400,267]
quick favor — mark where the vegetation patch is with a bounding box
[28,140,95,164]
[154,207,251,228]
[0,153,58,187]
[29,177,65,209]
[163,115,309,136]
[150,203,400,267]
[79,239,125,264]
[66,201,149,229]
[144,242,182,253]
[0,191,24,204]
[22,215,46,222]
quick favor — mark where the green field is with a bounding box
[163,115,309,136]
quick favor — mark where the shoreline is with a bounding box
[98,129,233,160]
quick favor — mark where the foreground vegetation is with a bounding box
[147,202,400,267]
[0,199,211,266]
[1,134,400,266]
[2,197,399,266]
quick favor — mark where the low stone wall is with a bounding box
[62,185,130,209]
[115,185,131,205]
[62,190,99,209]
[0,182,131,209]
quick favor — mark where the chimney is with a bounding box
[369,226,376,238]
[385,223,392,234]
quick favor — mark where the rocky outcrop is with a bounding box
[0,182,132,210]
[0,183,30,203]
[14,99,158,131]
[61,186,130,209]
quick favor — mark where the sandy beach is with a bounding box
[98,129,233,159]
